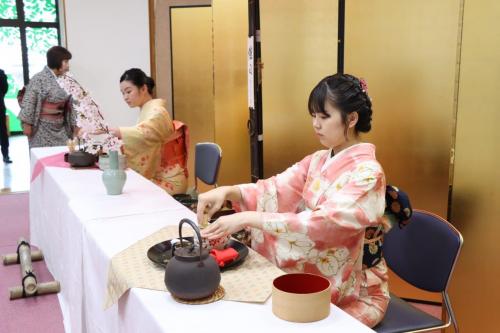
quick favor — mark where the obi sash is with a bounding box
[40,100,68,119]
[363,225,385,268]
[363,185,413,268]
[161,120,189,177]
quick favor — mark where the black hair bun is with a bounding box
[146,76,155,91]
[120,68,155,94]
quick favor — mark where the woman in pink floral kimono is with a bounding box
[198,74,389,327]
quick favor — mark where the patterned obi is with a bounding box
[161,120,189,177]
[363,185,413,268]
[363,225,385,268]
[40,100,67,120]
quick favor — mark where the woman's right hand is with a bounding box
[196,185,241,223]
[110,128,122,139]
[89,129,106,135]
[22,123,32,137]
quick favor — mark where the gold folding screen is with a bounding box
[344,0,460,220]
[260,0,338,177]
[449,0,500,331]
[344,0,461,302]
[212,0,250,185]
[171,6,215,187]
[155,0,212,117]
[168,0,249,187]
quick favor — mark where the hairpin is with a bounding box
[359,78,368,93]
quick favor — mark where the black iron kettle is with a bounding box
[164,218,221,300]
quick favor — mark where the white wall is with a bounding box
[62,0,150,127]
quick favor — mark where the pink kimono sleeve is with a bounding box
[233,154,313,213]
[260,162,385,246]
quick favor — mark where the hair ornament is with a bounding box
[359,78,368,93]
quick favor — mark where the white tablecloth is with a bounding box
[29,146,375,333]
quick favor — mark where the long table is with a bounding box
[29,146,375,333]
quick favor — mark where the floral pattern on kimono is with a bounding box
[120,99,187,195]
[18,66,75,148]
[236,143,390,328]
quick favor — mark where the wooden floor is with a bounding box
[1,134,30,194]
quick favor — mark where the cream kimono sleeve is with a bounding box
[120,108,173,151]
[120,107,174,178]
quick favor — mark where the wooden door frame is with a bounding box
[149,0,212,116]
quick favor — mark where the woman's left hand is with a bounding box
[200,211,263,240]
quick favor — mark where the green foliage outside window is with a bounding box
[6,74,21,99]
[0,0,18,19]
[26,27,58,53]
[0,27,20,45]
[5,74,23,133]
[24,0,57,22]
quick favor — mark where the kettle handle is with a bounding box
[179,218,203,262]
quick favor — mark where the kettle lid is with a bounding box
[174,245,209,261]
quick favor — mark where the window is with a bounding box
[0,0,61,132]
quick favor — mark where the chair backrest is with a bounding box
[383,209,463,292]
[195,142,222,186]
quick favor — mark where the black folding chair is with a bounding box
[194,142,222,190]
[374,210,463,333]
[174,142,222,210]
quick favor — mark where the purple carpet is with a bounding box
[0,193,30,247]
[0,193,64,333]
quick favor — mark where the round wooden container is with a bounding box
[272,273,331,323]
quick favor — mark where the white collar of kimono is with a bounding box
[321,142,367,173]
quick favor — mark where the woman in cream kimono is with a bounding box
[198,74,389,328]
[110,68,187,195]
